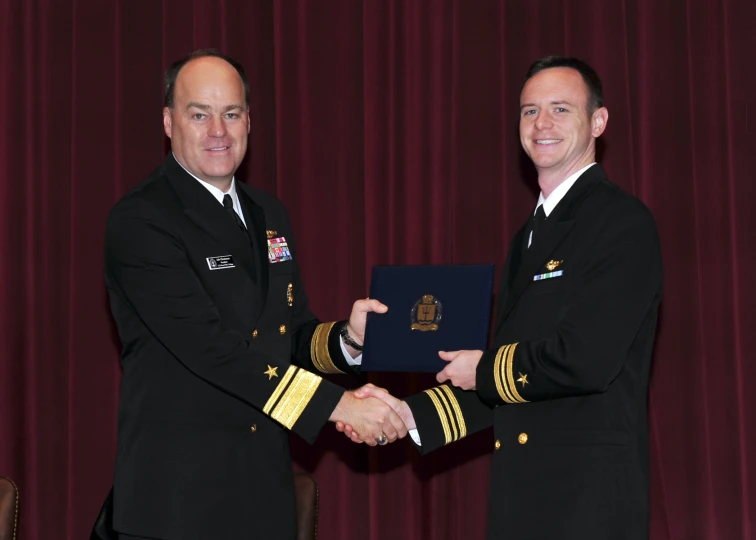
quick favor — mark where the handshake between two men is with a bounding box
[327,298,485,447]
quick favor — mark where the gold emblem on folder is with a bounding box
[410,294,442,331]
[545,260,563,272]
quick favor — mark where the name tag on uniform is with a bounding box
[268,236,293,264]
[533,270,563,281]
[206,255,235,270]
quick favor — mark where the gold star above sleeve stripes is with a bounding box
[264,365,279,380]
[311,321,346,374]
[423,385,467,445]
[263,365,323,429]
[493,343,528,404]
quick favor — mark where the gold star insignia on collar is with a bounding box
[264,365,279,380]
[545,260,563,272]
[516,373,529,387]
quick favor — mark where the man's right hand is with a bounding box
[335,384,416,444]
[329,390,408,446]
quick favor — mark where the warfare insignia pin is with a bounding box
[266,230,278,239]
[545,260,563,271]
[410,294,442,331]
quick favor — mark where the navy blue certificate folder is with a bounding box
[361,264,495,372]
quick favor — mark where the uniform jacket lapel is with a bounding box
[496,165,606,329]
[237,185,270,308]
[162,155,261,287]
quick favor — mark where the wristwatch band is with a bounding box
[339,322,364,351]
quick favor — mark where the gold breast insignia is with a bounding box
[545,260,563,272]
[266,230,279,240]
[410,294,442,331]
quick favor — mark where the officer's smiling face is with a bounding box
[163,56,250,188]
[519,67,607,179]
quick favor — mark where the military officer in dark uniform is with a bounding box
[103,49,406,540]
[342,56,663,540]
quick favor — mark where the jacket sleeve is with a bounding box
[105,197,344,443]
[404,383,494,454]
[476,208,663,406]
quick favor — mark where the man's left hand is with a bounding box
[436,350,483,390]
[347,298,388,344]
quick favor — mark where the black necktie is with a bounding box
[223,193,258,281]
[532,205,546,244]
[526,204,546,250]
[223,194,246,231]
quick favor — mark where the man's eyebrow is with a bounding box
[520,100,576,110]
[185,102,245,113]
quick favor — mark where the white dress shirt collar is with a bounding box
[535,162,596,217]
[173,153,247,226]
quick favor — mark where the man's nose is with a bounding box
[208,116,228,137]
[534,111,552,130]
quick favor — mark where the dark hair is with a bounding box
[523,56,604,112]
[164,48,250,108]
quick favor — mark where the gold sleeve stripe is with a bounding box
[429,387,458,442]
[504,343,527,403]
[437,385,467,439]
[263,365,298,415]
[271,370,323,429]
[423,388,452,444]
[494,344,516,403]
[501,344,523,403]
[311,322,346,374]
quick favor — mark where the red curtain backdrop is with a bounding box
[1,1,754,538]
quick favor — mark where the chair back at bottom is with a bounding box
[0,477,19,540]
[294,473,319,540]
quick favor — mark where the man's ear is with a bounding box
[163,107,173,139]
[592,107,608,138]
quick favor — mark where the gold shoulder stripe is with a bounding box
[311,322,346,374]
[263,365,297,415]
[271,370,323,429]
[437,385,467,440]
[423,388,452,444]
[429,387,458,442]
[504,343,528,403]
